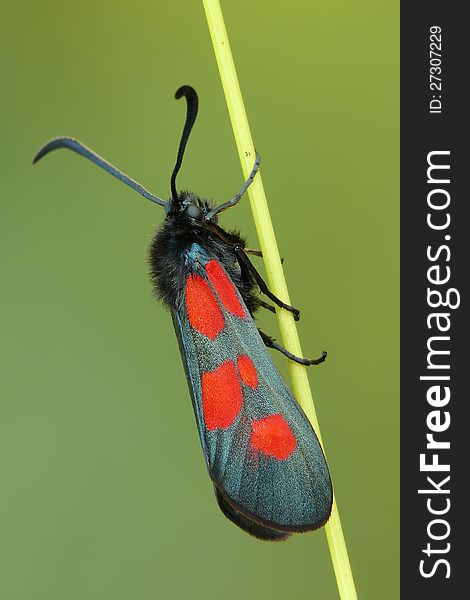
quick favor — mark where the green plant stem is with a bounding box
[202,1,358,598]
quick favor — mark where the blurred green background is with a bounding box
[1,1,398,598]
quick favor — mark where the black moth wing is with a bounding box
[213,485,291,541]
[172,242,332,534]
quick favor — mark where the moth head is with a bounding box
[184,201,204,221]
[170,194,215,226]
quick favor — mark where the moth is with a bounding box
[34,85,333,540]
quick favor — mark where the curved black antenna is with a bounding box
[170,86,199,203]
[205,152,261,221]
[33,137,166,207]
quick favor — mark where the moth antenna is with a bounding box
[33,136,166,207]
[170,86,199,203]
[206,152,261,220]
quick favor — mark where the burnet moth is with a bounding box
[34,85,333,540]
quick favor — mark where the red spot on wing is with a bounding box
[206,259,246,318]
[185,274,224,340]
[202,361,243,430]
[237,354,258,389]
[251,414,297,460]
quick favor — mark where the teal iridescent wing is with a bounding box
[172,244,332,534]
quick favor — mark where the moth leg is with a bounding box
[258,299,277,315]
[259,330,327,366]
[234,246,299,320]
[245,248,263,257]
[205,153,261,219]
[245,249,284,264]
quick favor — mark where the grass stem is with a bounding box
[202,1,358,598]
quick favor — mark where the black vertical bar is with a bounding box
[401,4,467,597]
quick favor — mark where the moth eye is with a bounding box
[186,203,203,220]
